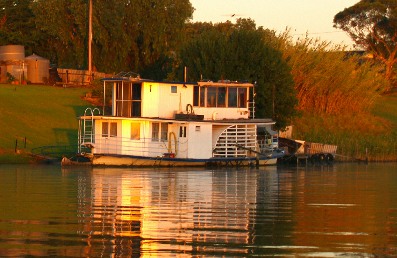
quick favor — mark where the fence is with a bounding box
[57,68,109,85]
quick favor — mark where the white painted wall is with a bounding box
[141,82,160,117]
[192,106,249,120]
[187,123,213,159]
[141,82,194,119]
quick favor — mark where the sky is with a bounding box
[190,0,360,49]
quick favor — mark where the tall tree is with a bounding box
[31,0,87,67]
[30,0,193,73]
[334,0,397,88]
[0,0,39,54]
[175,20,297,129]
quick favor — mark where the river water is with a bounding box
[0,163,396,257]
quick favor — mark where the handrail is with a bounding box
[79,134,188,157]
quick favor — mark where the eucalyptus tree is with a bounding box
[334,0,397,88]
[30,0,193,73]
[176,20,297,129]
[0,0,39,54]
[30,0,87,67]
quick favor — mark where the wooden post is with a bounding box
[88,0,93,80]
[24,137,27,148]
[15,139,18,153]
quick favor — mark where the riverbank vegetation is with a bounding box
[0,82,396,163]
[1,1,397,161]
[271,35,395,161]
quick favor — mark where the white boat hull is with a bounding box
[83,154,278,167]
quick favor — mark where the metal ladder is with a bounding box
[78,107,100,153]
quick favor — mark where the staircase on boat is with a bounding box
[78,107,100,153]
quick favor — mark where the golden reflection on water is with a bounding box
[0,164,396,257]
[77,167,274,257]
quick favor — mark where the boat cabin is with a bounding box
[78,74,278,166]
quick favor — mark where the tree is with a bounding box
[175,20,297,129]
[334,0,397,88]
[29,0,87,67]
[29,0,193,73]
[0,0,39,54]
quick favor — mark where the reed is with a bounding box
[292,109,397,161]
[268,31,396,161]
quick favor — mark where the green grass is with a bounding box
[0,84,90,162]
[372,93,397,125]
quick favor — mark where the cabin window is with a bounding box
[199,87,205,107]
[207,87,216,107]
[132,84,142,117]
[114,82,142,118]
[198,85,249,108]
[160,123,168,141]
[238,88,247,108]
[217,87,226,107]
[195,126,201,132]
[152,123,159,141]
[110,122,117,137]
[179,126,187,138]
[152,122,168,141]
[131,122,140,140]
[228,87,238,107]
[102,122,117,137]
[102,122,109,137]
[171,85,177,93]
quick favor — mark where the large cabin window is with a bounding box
[207,87,216,107]
[217,87,226,107]
[115,82,142,117]
[160,122,168,141]
[197,85,248,108]
[228,87,237,107]
[152,122,168,141]
[206,87,227,107]
[152,123,159,141]
[238,88,247,108]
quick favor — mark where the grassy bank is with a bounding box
[292,92,397,161]
[0,84,90,163]
[0,83,396,163]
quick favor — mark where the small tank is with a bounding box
[25,54,50,84]
[0,45,25,61]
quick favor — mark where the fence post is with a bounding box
[15,139,18,153]
[24,137,27,148]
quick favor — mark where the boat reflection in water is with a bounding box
[1,164,396,256]
[74,166,281,257]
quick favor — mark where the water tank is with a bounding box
[25,54,50,84]
[0,45,25,61]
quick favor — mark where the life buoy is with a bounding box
[186,104,193,114]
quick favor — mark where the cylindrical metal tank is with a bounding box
[0,45,25,61]
[25,54,50,84]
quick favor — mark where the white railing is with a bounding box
[80,135,189,158]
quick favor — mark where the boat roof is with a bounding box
[79,115,274,124]
[101,73,253,87]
